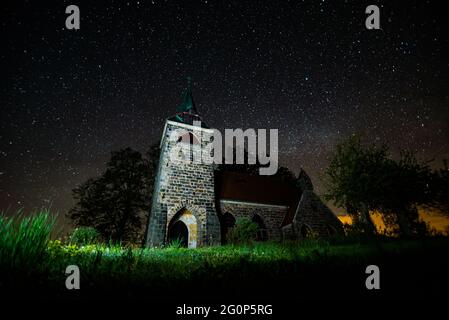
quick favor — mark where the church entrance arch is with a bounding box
[167,208,198,248]
[167,220,188,247]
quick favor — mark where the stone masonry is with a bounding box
[146,120,221,248]
[219,200,287,241]
[145,80,344,247]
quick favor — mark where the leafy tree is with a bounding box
[141,144,161,244]
[324,135,439,237]
[69,147,158,243]
[377,151,432,236]
[274,166,298,187]
[324,135,384,235]
[219,146,298,187]
[220,145,263,175]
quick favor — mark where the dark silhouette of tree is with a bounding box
[219,145,298,187]
[429,159,449,215]
[324,135,440,237]
[377,151,432,236]
[141,143,161,245]
[219,145,261,175]
[324,135,384,235]
[69,147,158,243]
[274,166,298,187]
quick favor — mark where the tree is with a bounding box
[219,145,298,187]
[429,159,449,215]
[69,147,157,243]
[376,151,432,236]
[324,135,437,237]
[141,143,161,244]
[324,135,385,235]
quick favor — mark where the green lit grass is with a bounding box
[0,209,55,272]
[1,210,448,299]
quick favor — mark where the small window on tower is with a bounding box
[177,132,200,145]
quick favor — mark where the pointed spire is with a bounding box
[177,76,197,114]
[170,77,207,127]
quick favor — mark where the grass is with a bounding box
[1,210,449,299]
[0,209,55,272]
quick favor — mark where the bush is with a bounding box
[70,226,101,245]
[166,237,184,249]
[227,218,259,244]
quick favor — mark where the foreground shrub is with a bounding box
[167,237,184,249]
[70,226,101,245]
[227,218,259,244]
[0,210,55,271]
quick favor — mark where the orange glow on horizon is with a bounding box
[337,209,449,234]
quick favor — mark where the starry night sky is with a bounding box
[1,0,448,220]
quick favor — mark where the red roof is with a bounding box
[215,171,301,225]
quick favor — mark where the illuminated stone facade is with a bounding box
[145,120,221,248]
[145,82,343,248]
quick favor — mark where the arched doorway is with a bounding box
[252,214,268,241]
[167,208,198,248]
[221,212,236,244]
[300,224,312,238]
[167,220,188,247]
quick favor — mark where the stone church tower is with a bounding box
[145,78,221,248]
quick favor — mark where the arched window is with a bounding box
[252,214,268,241]
[176,132,200,163]
[177,132,200,145]
[300,224,312,238]
[220,212,236,244]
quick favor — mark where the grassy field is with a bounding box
[1,211,449,300]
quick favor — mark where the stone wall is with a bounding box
[219,200,288,241]
[146,120,345,247]
[146,121,221,247]
[281,224,296,241]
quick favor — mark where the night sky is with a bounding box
[1,1,448,222]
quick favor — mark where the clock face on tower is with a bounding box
[1,0,448,309]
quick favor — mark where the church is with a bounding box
[145,80,343,248]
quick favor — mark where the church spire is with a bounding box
[170,77,207,127]
[177,76,197,114]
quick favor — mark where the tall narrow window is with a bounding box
[252,214,268,241]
